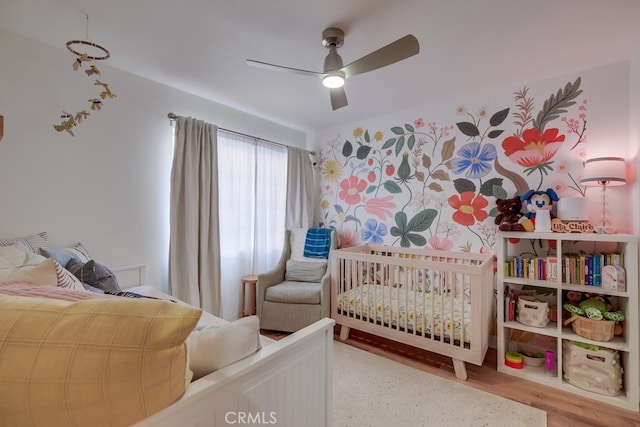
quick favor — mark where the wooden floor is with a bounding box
[262,326,640,427]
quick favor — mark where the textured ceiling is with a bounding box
[2,0,640,132]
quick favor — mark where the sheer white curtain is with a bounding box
[169,116,221,316]
[217,132,287,320]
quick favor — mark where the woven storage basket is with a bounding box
[568,316,615,342]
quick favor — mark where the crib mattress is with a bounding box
[336,284,472,344]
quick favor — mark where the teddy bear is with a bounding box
[494,196,525,231]
[518,188,559,231]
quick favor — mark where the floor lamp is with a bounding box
[580,157,627,233]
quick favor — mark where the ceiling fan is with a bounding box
[246,27,420,111]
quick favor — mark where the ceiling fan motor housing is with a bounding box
[322,27,344,48]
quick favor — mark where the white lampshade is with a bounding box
[580,157,627,186]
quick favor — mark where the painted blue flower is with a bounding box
[362,218,387,245]
[450,141,497,179]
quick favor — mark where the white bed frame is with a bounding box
[111,265,335,427]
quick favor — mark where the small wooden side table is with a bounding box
[240,274,258,317]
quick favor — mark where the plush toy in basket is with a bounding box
[563,297,625,342]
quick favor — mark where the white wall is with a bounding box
[0,29,306,291]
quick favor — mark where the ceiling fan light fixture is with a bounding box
[322,72,345,88]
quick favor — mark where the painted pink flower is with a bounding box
[337,230,358,248]
[448,191,488,226]
[501,127,565,168]
[338,175,367,205]
[413,118,425,128]
[364,196,396,221]
[428,236,454,251]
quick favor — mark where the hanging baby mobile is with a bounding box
[53,13,116,136]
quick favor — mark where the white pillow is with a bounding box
[0,258,58,286]
[187,315,261,380]
[0,245,27,268]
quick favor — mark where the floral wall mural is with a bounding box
[317,77,590,253]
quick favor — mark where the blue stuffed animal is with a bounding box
[519,188,559,231]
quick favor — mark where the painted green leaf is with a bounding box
[342,141,353,157]
[489,108,510,126]
[431,169,450,181]
[333,204,344,214]
[489,207,499,217]
[364,129,370,143]
[407,233,427,246]
[456,122,480,137]
[366,185,377,194]
[390,212,408,238]
[487,129,504,139]
[391,126,405,135]
[395,136,405,156]
[390,226,402,237]
[407,209,438,232]
[480,177,503,196]
[356,145,372,159]
[400,235,411,247]
[383,180,402,194]
[395,211,408,228]
[407,134,416,150]
[382,138,396,149]
[533,77,582,132]
[405,123,415,133]
[453,178,476,194]
[441,137,456,161]
[492,183,508,199]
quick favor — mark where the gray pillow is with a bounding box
[66,258,121,293]
[285,260,327,282]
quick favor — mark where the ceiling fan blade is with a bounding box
[341,34,419,78]
[330,87,348,110]
[245,59,323,78]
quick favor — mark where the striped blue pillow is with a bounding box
[303,228,332,259]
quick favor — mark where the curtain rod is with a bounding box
[167,113,315,155]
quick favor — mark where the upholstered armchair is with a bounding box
[256,228,336,332]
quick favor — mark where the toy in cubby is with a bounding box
[562,291,624,341]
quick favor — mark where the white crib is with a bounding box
[331,245,494,380]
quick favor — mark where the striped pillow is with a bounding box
[51,259,85,291]
[0,232,48,254]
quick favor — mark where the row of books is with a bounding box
[504,252,625,286]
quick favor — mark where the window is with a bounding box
[217,131,287,319]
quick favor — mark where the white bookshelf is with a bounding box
[496,231,639,411]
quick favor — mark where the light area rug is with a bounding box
[333,341,547,427]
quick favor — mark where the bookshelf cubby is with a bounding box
[496,231,639,411]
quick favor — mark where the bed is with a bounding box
[0,233,334,427]
[331,244,494,380]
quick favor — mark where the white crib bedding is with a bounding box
[336,284,472,345]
